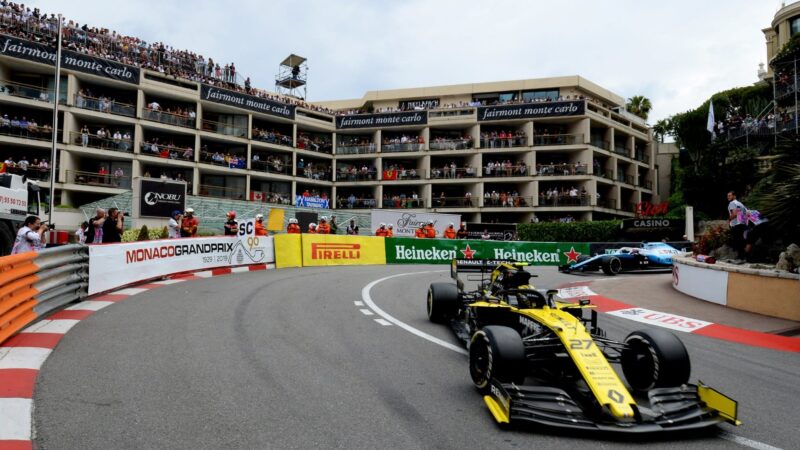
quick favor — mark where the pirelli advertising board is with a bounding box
[301,234,387,266]
[385,238,589,265]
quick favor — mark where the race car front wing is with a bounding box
[483,380,740,433]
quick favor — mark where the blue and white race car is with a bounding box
[559,242,682,275]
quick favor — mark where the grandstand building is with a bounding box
[0,27,656,224]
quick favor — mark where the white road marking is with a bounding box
[113,287,150,296]
[22,319,80,334]
[362,271,467,355]
[0,398,32,440]
[0,347,52,370]
[67,300,114,311]
[374,319,392,326]
[718,431,784,450]
[354,301,364,306]
[359,309,374,316]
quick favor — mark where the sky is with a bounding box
[27,0,784,122]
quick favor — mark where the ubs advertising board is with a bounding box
[88,236,275,294]
[385,238,589,265]
[301,234,386,266]
[138,178,187,218]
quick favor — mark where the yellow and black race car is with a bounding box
[426,259,740,433]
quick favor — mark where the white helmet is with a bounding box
[309,222,317,228]
[449,222,454,227]
[256,213,264,219]
[380,222,386,227]
[320,216,328,221]
[185,207,194,214]
[388,224,393,228]
[289,218,298,224]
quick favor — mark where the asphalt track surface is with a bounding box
[34,266,799,449]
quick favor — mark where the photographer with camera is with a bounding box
[12,216,48,254]
[102,207,124,243]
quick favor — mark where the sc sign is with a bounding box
[237,218,256,237]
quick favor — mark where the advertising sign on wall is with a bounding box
[295,195,329,209]
[477,100,585,122]
[371,211,461,237]
[385,238,589,265]
[200,84,296,119]
[335,111,427,129]
[671,261,729,306]
[88,236,275,294]
[301,234,386,266]
[139,179,187,218]
[464,223,517,241]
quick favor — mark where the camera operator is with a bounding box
[102,208,124,243]
[12,215,48,254]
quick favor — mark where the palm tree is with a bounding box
[652,118,672,143]
[626,95,653,121]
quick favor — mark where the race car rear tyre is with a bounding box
[601,256,623,275]
[427,282,459,323]
[469,326,526,393]
[621,328,691,392]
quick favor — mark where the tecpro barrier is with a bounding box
[385,238,589,265]
[88,236,275,294]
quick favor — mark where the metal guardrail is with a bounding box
[0,244,88,344]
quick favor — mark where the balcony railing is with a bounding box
[140,143,195,161]
[253,130,293,148]
[297,137,333,154]
[2,165,50,181]
[382,142,422,153]
[336,143,376,155]
[200,151,247,169]
[0,122,56,142]
[432,196,479,208]
[597,170,614,181]
[298,166,332,181]
[198,184,245,200]
[337,169,378,181]
[74,94,136,117]
[597,198,617,209]
[141,108,196,129]
[252,159,292,175]
[533,133,582,146]
[616,173,634,185]
[613,145,629,156]
[429,138,474,150]
[481,195,534,208]
[251,191,292,206]
[336,198,378,209]
[480,135,527,149]
[0,79,65,104]
[538,195,591,207]
[431,167,479,179]
[67,169,131,189]
[634,153,650,163]
[535,163,589,176]
[201,119,247,138]
[591,139,610,150]
[380,197,425,208]
[483,165,530,178]
[71,131,133,153]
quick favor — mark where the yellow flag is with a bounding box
[267,208,285,231]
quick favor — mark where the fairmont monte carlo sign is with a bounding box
[336,111,428,129]
[477,100,585,121]
[0,35,140,84]
[201,85,296,120]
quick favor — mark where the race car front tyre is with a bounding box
[601,256,623,275]
[469,326,525,393]
[427,282,459,323]
[621,328,691,392]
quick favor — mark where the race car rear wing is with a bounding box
[450,259,528,278]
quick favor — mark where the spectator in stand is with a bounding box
[329,215,339,234]
[181,207,198,237]
[102,207,124,243]
[481,229,491,240]
[223,211,237,236]
[726,191,748,258]
[346,219,359,235]
[11,215,47,254]
[168,210,182,238]
[443,223,457,239]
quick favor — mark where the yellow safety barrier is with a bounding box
[300,234,386,267]
[274,234,303,268]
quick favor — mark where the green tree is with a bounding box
[748,137,800,241]
[626,95,653,121]
[137,225,150,241]
[652,118,673,143]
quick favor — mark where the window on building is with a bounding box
[472,92,516,104]
[790,16,800,36]
[522,89,559,102]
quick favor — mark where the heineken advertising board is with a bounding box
[385,238,589,265]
